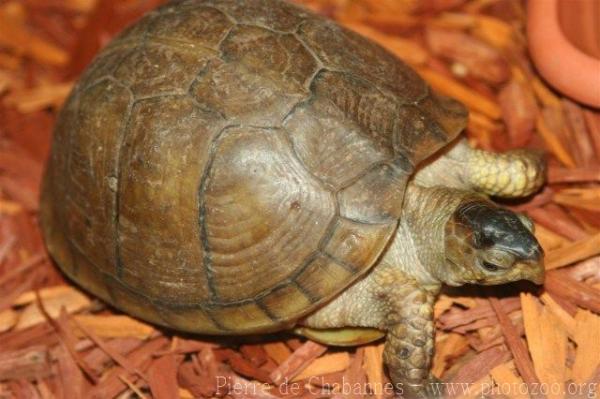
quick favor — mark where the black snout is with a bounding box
[456,201,543,261]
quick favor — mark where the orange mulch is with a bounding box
[1,0,599,398]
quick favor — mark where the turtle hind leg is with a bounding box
[466,146,546,198]
[414,138,546,199]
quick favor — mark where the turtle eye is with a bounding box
[481,261,500,272]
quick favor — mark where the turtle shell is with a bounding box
[40,0,467,334]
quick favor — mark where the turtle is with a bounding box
[39,0,546,397]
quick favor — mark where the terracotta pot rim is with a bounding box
[527,0,600,108]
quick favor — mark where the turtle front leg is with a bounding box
[383,283,441,399]
[303,273,442,398]
[301,263,443,398]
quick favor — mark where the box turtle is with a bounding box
[40,0,546,396]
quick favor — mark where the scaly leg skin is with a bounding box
[383,283,441,399]
[414,138,546,198]
[301,264,443,399]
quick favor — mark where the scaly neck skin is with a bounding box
[380,184,470,287]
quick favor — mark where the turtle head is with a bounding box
[442,200,544,286]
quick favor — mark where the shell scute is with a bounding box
[117,95,224,305]
[104,273,166,326]
[311,70,400,154]
[258,283,313,323]
[323,217,398,270]
[393,96,467,164]
[208,302,274,332]
[284,96,391,190]
[189,24,318,126]
[183,0,312,32]
[297,18,428,103]
[294,254,354,303]
[311,69,466,167]
[201,126,336,304]
[77,47,134,90]
[338,158,412,224]
[190,59,304,126]
[40,90,79,277]
[105,12,158,50]
[416,92,468,146]
[64,80,132,277]
[147,5,234,49]
[154,305,222,334]
[221,25,318,92]
[112,42,213,98]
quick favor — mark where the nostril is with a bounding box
[518,235,544,261]
[530,242,544,260]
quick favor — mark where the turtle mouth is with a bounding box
[443,258,468,286]
[516,260,545,285]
